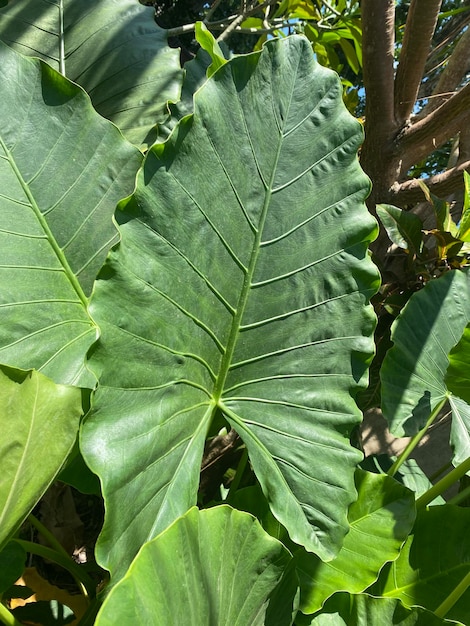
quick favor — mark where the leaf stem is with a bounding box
[28,513,70,562]
[447,484,470,505]
[0,602,23,626]
[12,539,94,600]
[416,456,470,509]
[387,398,447,477]
[226,447,248,502]
[434,569,470,618]
[429,459,453,481]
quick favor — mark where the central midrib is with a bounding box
[211,126,288,403]
[1,136,89,311]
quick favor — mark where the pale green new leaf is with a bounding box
[381,270,470,436]
[298,593,461,625]
[0,43,142,386]
[374,505,470,625]
[0,0,182,145]
[195,21,228,78]
[81,36,378,580]
[0,366,82,547]
[297,470,415,614]
[95,506,297,626]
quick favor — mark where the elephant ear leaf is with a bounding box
[0,42,142,386]
[81,35,379,580]
[0,0,182,146]
[95,506,296,626]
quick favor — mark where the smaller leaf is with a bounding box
[339,38,360,74]
[376,204,423,254]
[0,366,82,546]
[297,592,462,625]
[360,455,445,504]
[381,270,470,436]
[95,506,297,626]
[297,470,415,614]
[417,180,455,234]
[448,395,470,468]
[446,323,470,404]
[373,505,470,625]
[195,22,228,77]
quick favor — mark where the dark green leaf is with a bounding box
[0,0,182,145]
[81,35,378,579]
[376,204,423,254]
[0,42,142,386]
[0,542,26,593]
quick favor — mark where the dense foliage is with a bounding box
[0,1,470,625]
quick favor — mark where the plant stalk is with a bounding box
[0,602,23,626]
[12,539,94,600]
[28,513,70,563]
[447,484,470,506]
[226,447,248,502]
[387,398,447,477]
[434,569,470,618]
[416,456,470,509]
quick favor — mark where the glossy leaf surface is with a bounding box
[0,367,82,546]
[374,505,470,625]
[81,35,378,579]
[95,506,296,626]
[0,43,141,385]
[381,270,470,436]
[0,0,182,145]
[297,470,415,613]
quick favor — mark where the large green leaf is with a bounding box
[81,35,378,579]
[297,593,461,625]
[0,366,82,547]
[297,469,415,614]
[0,0,182,145]
[0,42,141,386]
[373,505,470,625]
[381,270,470,436]
[95,506,297,626]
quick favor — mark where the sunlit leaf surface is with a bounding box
[81,35,379,579]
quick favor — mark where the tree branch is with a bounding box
[217,10,246,41]
[360,0,397,202]
[390,160,470,205]
[398,83,470,173]
[421,27,470,116]
[394,0,442,125]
